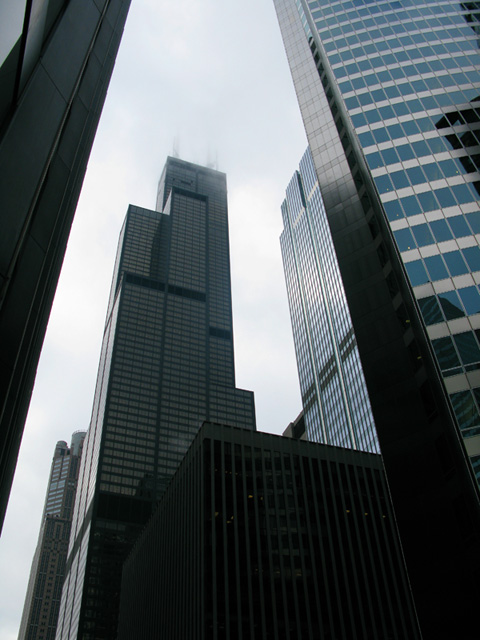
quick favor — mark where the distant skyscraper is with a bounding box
[273,1,480,636]
[281,148,378,452]
[118,422,420,640]
[55,158,256,640]
[0,0,132,533]
[18,431,86,640]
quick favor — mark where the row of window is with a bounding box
[394,214,480,251]
[432,330,480,376]
[384,183,479,221]
[450,387,480,438]
[406,246,480,286]
[419,286,480,326]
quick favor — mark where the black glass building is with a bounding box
[273,1,480,636]
[0,0,132,533]
[118,422,420,640]
[55,158,256,639]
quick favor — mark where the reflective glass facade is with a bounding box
[274,1,480,636]
[281,148,378,452]
[288,0,480,475]
[55,158,256,640]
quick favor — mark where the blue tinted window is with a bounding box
[458,287,480,315]
[454,332,480,365]
[406,166,426,186]
[386,124,403,140]
[466,212,480,233]
[418,296,443,325]
[375,174,394,194]
[444,251,469,277]
[417,191,439,213]
[449,216,470,238]
[351,113,367,127]
[463,246,480,272]
[391,170,409,189]
[435,188,456,208]
[424,255,448,281]
[438,291,465,320]
[405,260,429,286]
[438,160,460,178]
[450,390,480,434]
[384,200,404,221]
[394,227,415,251]
[397,144,415,161]
[373,128,389,144]
[400,195,421,217]
[411,223,434,247]
[430,219,453,242]
[366,152,383,170]
[365,109,381,124]
[432,336,460,370]
[359,131,375,146]
[426,137,446,154]
[412,141,430,157]
[453,183,474,205]
[423,163,443,181]
[381,147,400,164]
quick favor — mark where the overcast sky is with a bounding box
[0,1,308,636]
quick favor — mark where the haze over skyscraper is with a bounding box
[273,0,480,636]
[18,432,86,640]
[55,157,255,639]
[0,0,132,533]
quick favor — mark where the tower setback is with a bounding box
[55,158,255,639]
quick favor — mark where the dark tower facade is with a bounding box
[273,1,480,636]
[18,432,86,640]
[0,0,132,533]
[55,158,256,639]
[118,423,420,640]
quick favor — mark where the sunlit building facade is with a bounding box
[273,1,480,636]
[55,158,256,639]
[281,148,378,452]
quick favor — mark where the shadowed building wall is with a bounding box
[0,0,132,533]
[118,422,420,640]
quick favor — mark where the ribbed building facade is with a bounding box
[55,158,255,639]
[281,148,378,452]
[0,0,132,533]
[18,432,86,640]
[273,1,480,636]
[118,422,420,640]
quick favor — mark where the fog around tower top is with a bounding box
[0,1,306,637]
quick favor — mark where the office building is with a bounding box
[18,431,86,640]
[273,1,480,636]
[281,148,378,452]
[55,158,256,639]
[0,0,132,533]
[118,422,420,640]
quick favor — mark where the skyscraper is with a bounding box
[55,158,256,639]
[281,147,378,453]
[18,431,86,640]
[273,1,480,636]
[118,422,420,640]
[0,0,132,533]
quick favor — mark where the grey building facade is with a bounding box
[118,422,420,640]
[55,158,256,639]
[0,0,132,533]
[273,1,480,636]
[18,431,86,640]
